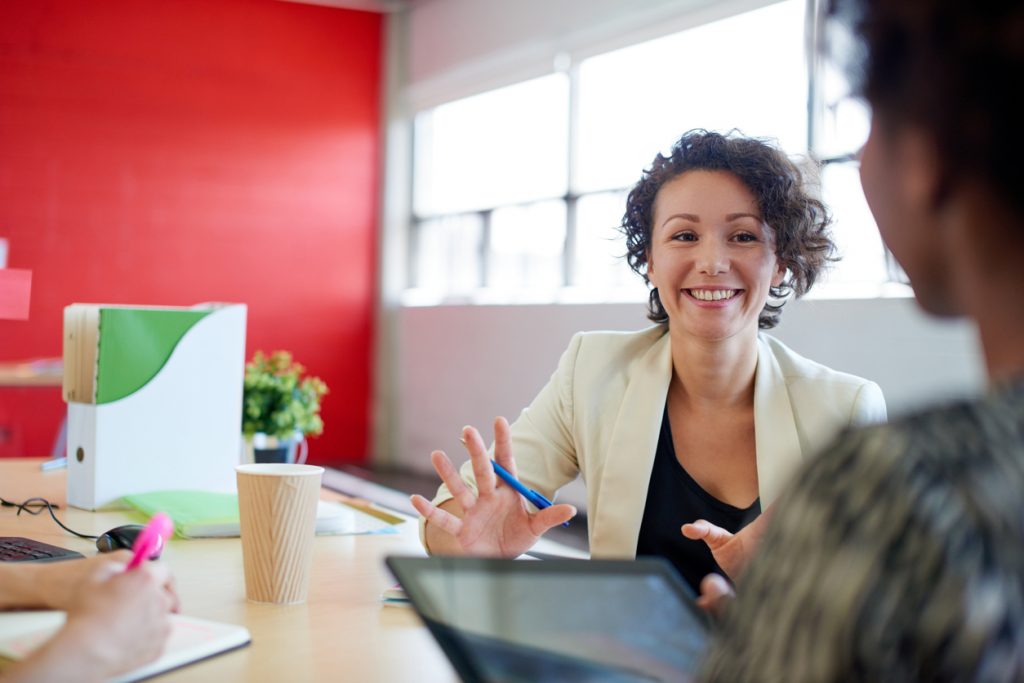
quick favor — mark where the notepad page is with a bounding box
[0,611,250,682]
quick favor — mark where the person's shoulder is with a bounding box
[807,383,1024,486]
[571,324,668,356]
[759,333,876,388]
[890,383,1024,466]
[559,325,668,382]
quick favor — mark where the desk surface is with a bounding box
[0,458,458,682]
[0,360,63,388]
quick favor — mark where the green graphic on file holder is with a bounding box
[95,308,212,404]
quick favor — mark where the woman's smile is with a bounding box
[685,288,743,304]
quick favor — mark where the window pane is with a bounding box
[818,62,870,159]
[411,214,484,296]
[414,75,569,216]
[487,200,566,292]
[819,162,888,284]
[573,191,639,292]
[576,0,807,194]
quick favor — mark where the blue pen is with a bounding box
[491,460,570,528]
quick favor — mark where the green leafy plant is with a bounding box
[242,350,328,439]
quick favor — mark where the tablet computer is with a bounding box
[385,556,710,683]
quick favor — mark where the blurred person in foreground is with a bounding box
[702,1,1024,680]
[0,552,177,683]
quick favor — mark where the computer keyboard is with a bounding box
[0,537,84,562]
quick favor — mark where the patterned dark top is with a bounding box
[703,379,1024,682]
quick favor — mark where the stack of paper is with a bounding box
[121,490,404,538]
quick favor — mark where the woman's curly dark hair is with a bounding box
[620,130,836,329]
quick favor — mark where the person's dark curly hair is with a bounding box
[827,0,1024,214]
[621,129,835,329]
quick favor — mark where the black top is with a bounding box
[635,405,760,593]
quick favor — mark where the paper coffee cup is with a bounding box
[236,463,324,604]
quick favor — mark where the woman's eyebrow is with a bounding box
[726,212,762,222]
[661,212,701,226]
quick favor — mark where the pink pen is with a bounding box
[125,512,174,571]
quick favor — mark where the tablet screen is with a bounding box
[386,557,709,683]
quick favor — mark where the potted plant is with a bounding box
[241,350,328,464]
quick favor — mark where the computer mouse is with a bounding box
[96,524,162,557]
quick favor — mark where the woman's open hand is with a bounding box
[681,507,772,580]
[411,417,576,557]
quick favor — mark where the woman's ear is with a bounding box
[645,250,655,279]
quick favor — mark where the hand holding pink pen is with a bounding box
[126,512,174,571]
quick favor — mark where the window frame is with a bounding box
[405,0,909,304]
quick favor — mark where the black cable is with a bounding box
[0,496,55,514]
[0,496,99,540]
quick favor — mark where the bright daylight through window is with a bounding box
[406,0,905,306]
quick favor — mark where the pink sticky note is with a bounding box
[0,269,32,320]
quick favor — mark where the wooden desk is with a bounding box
[0,360,62,388]
[0,459,459,682]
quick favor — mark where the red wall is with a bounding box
[0,0,382,464]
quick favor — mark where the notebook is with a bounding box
[386,556,710,683]
[0,610,250,682]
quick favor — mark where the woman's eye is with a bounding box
[733,233,758,243]
[673,232,697,242]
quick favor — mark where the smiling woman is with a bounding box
[647,171,785,344]
[623,130,836,330]
[412,130,888,594]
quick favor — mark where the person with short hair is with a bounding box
[701,1,1024,680]
[413,129,887,593]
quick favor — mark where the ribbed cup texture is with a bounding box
[237,466,322,604]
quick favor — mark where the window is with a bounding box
[413,75,569,216]
[575,1,807,195]
[407,0,905,304]
[813,37,908,289]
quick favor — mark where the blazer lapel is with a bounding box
[753,335,803,508]
[589,331,672,557]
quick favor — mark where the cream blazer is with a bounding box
[427,325,887,558]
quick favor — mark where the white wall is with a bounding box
[391,298,985,499]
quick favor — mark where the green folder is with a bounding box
[122,490,240,538]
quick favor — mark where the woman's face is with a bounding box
[647,170,784,342]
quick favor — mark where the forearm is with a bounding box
[0,564,50,610]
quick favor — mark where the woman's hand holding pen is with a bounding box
[5,553,178,683]
[15,551,178,614]
[411,416,576,557]
[60,557,176,674]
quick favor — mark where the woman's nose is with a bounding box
[697,241,729,275]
